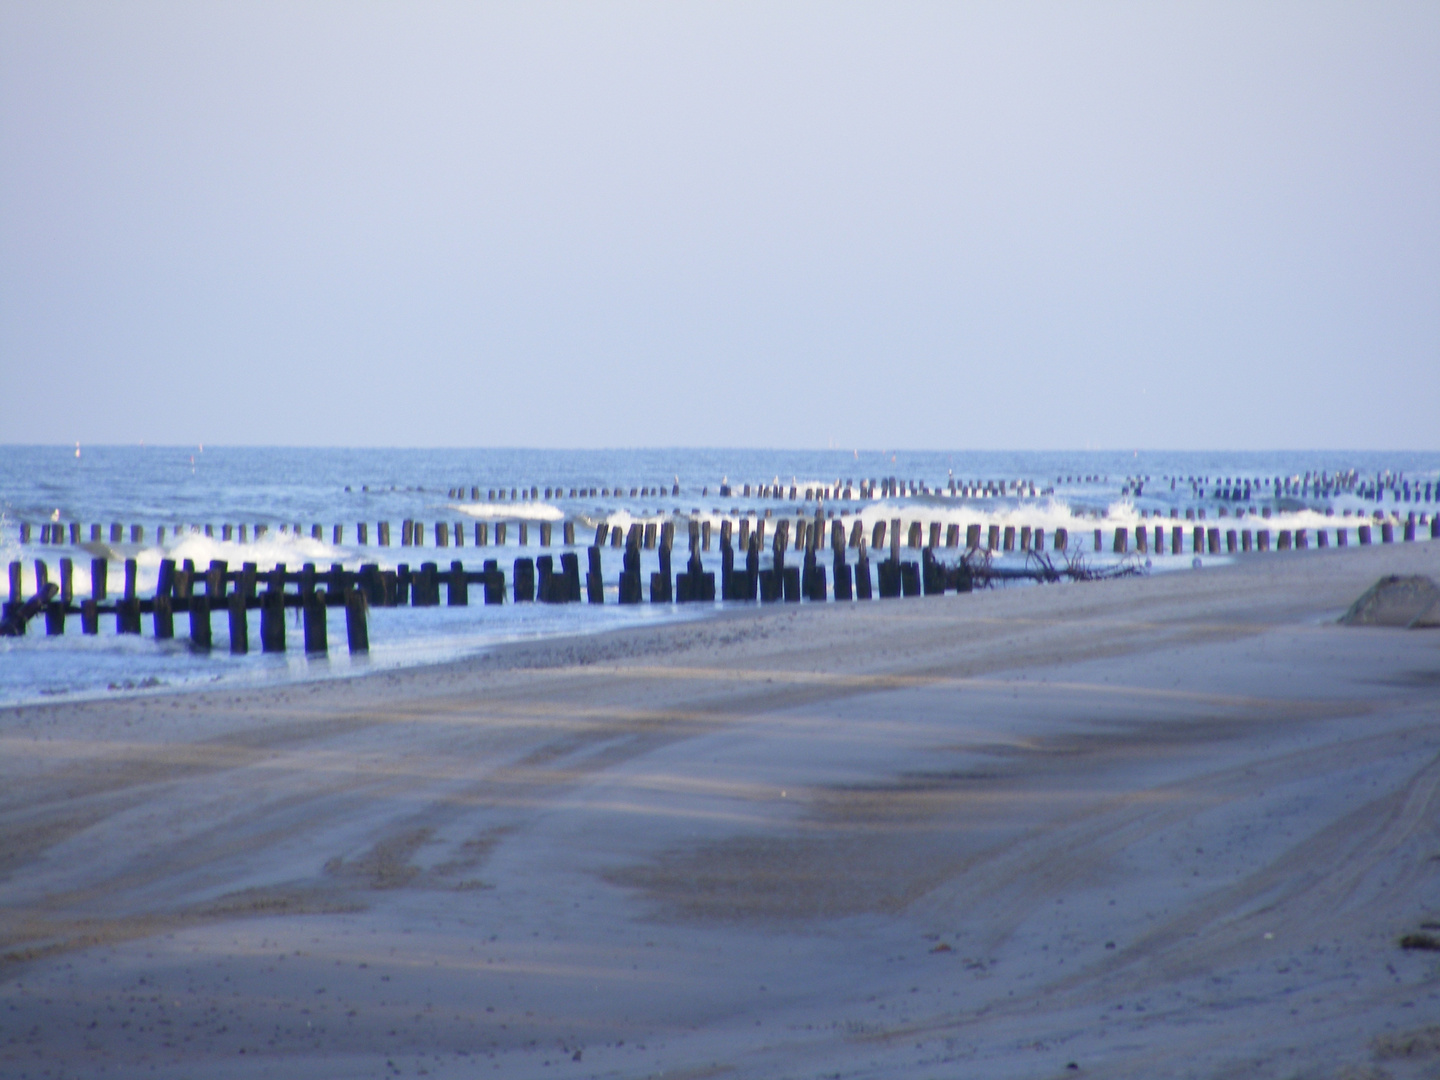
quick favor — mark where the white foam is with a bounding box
[451,502,565,522]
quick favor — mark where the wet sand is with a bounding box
[2,542,1438,1079]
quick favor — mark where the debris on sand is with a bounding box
[1339,576,1440,629]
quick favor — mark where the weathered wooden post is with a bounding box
[153,593,173,639]
[58,557,73,604]
[1258,530,1271,551]
[345,589,369,654]
[189,593,211,650]
[228,593,248,654]
[357,522,368,545]
[1358,524,1372,545]
[449,560,468,605]
[1226,530,1238,553]
[540,522,552,546]
[514,557,535,602]
[563,521,575,546]
[44,589,64,636]
[872,520,886,550]
[261,566,286,652]
[560,551,582,601]
[586,546,604,603]
[482,560,504,605]
[1055,527,1068,551]
[303,591,328,654]
[1277,530,1292,551]
[1112,527,1127,554]
[1336,528,1348,547]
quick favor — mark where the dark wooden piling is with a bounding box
[483,560,505,605]
[560,551,582,602]
[563,521,575,546]
[358,522,369,545]
[1055,527,1068,551]
[378,521,390,546]
[619,537,643,604]
[1171,527,1182,555]
[45,593,64,635]
[1113,527,1127,554]
[1227,529,1238,553]
[587,546,604,603]
[1207,528,1221,554]
[1381,522,1394,543]
[345,590,369,653]
[58,557,73,603]
[1258,530,1271,551]
[153,594,173,639]
[189,594,211,649]
[303,591,327,654]
[436,521,449,548]
[110,523,122,543]
[125,558,138,599]
[514,558,535,602]
[260,593,285,650]
[333,524,343,545]
[449,560,468,605]
[229,594,248,654]
[80,599,98,635]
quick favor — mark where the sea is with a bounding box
[2,446,1437,707]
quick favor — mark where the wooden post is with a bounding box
[436,521,449,548]
[303,591,328,654]
[518,522,529,546]
[514,558,535,602]
[333,524,344,544]
[1113,527,1127,554]
[1004,526,1017,552]
[1358,525,1371,545]
[483,560,505,605]
[44,595,64,635]
[152,595,173,639]
[190,594,211,649]
[59,557,73,603]
[448,560,468,605]
[345,590,369,654]
[228,594,248,654]
[563,520,575,546]
[540,522,551,546]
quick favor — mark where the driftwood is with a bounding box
[957,548,1146,589]
[0,582,59,636]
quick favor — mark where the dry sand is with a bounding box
[2,543,1438,1079]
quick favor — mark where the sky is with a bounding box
[1,2,1436,450]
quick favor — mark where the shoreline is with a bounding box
[2,540,1438,1078]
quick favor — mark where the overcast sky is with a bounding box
[2,2,1436,449]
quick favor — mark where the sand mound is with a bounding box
[1339,575,1440,628]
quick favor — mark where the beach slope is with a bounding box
[2,543,1438,1079]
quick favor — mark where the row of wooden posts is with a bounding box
[16,510,1438,553]
[7,513,1438,650]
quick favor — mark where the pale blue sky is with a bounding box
[2,2,1436,449]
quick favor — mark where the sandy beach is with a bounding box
[2,543,1438,1079]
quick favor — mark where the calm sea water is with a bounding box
[2,445,1436,706]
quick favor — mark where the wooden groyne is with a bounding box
[6,506,1439,649]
